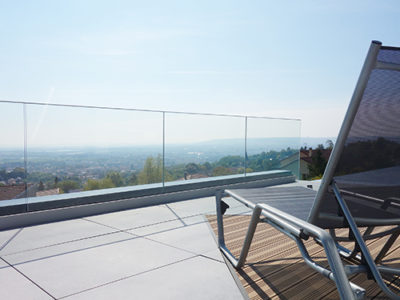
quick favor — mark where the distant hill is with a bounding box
[168,137,336,153]
[300,137,337,149]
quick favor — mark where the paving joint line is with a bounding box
[198,253,225,264]
[143,234,201,256]
[0,228,23,252]
[82,217,129,232]
[165,204,186,226]
[57,255,199,299]
[0,256,57,299]
[1,229,129,257]
[9,235,140,267]
[82,215,181,233]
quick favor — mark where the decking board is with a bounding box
[208,215,400,299]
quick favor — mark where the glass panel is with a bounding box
[246,117,301,178]
[25,104,163,204]
[165,113,245,182]
[0,102,26,208]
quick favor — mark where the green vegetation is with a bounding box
[58,180,80,193]
[0,167,25,181]
[84,178,115,191]
[138,155,168,184]
[308,148,327,179]
[1,147,300,194]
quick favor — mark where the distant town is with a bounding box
[0,137,333,201]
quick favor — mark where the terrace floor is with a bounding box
[0,195,247,300]
[3,180,399,299]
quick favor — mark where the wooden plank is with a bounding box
[207,215,400,299]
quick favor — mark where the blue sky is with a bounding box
[1,0,399,140]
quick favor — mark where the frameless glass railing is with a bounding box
[0,102,26,208]
[0,100,301,212]
[246,116,301,178]
[165,112,245,181]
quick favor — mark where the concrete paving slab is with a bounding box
[0,229,21,250]
[86,205,178,230]
[3,231,134,265]
[167,197,216,218]
[0,219,116,255]
[0,258,8,268]
[201,248,225,263]
[13,236,194,298]
[0,265,53,300]
[181,215,207,226]
[147,222,218,256]
[128,219,184,236]
[65,256,244,300]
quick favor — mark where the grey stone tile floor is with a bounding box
[0,196,245,300]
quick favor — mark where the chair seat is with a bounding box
[226,186,316,221]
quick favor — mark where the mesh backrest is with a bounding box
[320,47,400,225]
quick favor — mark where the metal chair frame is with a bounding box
[215,41,400,300]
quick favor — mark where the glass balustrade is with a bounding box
[165,112,245,183]
[0,100,301,213]
[246,117,301,178]
[25,104,163,204]
[0,102,26,210]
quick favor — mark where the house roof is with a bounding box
[300,149,332,164]
[0,184,26,201]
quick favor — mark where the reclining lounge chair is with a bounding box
[215,41,400,300]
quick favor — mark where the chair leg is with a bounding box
[332,182,400,299]
[215,191,262,269]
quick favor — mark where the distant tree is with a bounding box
[106,171,124,187]
[165,164,186,181]
[12,167,25,179]
[203,162,212,170]
[246,167,253,173]
[58,180,79,193]
[237,167,253,174]
[185,163,199,175]
[308,149,327,178]
[317,144,325,150]
[202,162,213,175]
[0,169,6,181]
[217,156,243,168]
[84,178,115,191]
[326,139,334,149]
[138,155,167,184]
[38,181,45,191]
[212,166,233,176]
[99,178,115,189]
[127,173,137,185]
[54,176,59,188]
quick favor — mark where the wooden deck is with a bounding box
[207,215,400,299]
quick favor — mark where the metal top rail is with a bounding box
[0,99,301,121]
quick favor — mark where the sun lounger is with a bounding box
[216,40,400,300]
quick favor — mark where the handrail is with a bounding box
[0,99,300,121]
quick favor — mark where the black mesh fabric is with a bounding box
[319,48,400,227]
[378,47,400,65]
